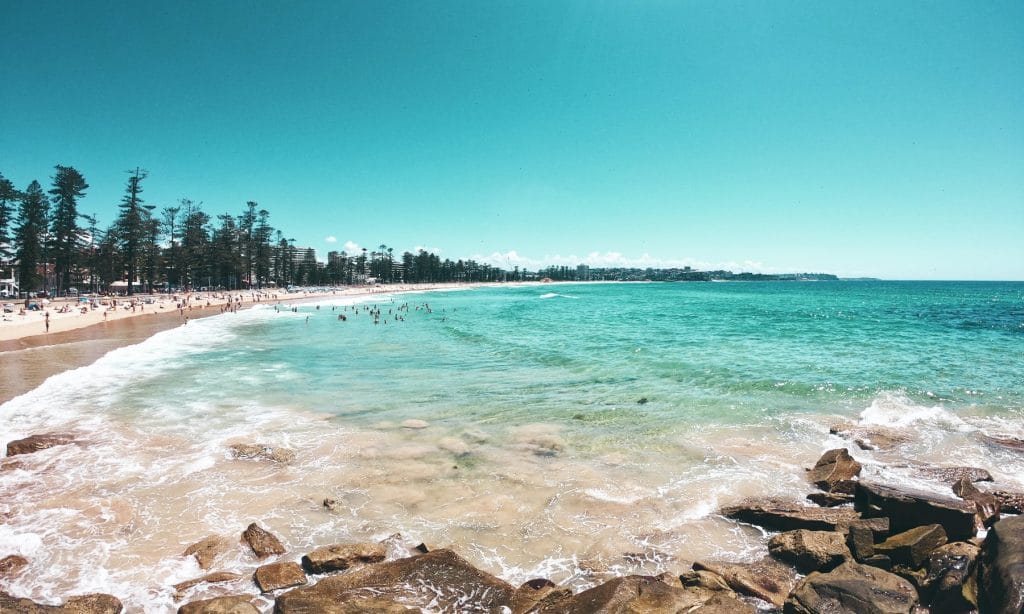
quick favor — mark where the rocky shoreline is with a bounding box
[2,431,1024,613]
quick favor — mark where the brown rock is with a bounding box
[855,481,977,541]
[806,491,855,507]
[254,561,307,593]
[679,569,733,593]
[862,554,893,570]
[301,543,386,574]
[1,458,24,471]
[274,549,515,612]
[990,489,1024,514]
[693,557,798,608]
[923,541,979,614]
[378,533,421,560]
[830,422,908,450]
[0,592,124,613]
[0,554,29,578]
[241,523,285,558]
[916,465,993,484]
[875,524,948,568]
[785,561,918,613]
[228,443,295,464]
[850,516,891,539]
[951,476,1000,529]
[769,529,851,573]
[183,536,231,571]
[278,598,415,613]
[0,591,44,613]
[172,571,243,594]
[977,514,1024,614]
[59,594,124,614]
[655,574,733,610]
[846,524,875,562]
[5,433,75,456]
[721,498,860,532]
[692,593,756,613]
[510,578,573,614]
[981,434,1024,452]
[534,575,710,613]
[807,448,862,493]
[177,595,259,614]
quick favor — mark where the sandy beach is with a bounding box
[0,283,481,404]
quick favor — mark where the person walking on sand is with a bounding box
[45,311,50,333]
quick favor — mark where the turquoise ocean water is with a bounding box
[1,281,1022,610]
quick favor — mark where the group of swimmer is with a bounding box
[274,299,451,325]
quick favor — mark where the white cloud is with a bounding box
[324,235,338,244]
[413,245,443,255]
[343,240,362,253]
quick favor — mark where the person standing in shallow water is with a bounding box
[44,311,50,332]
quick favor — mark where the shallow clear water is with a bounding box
[1,281,1022,611]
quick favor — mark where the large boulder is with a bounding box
[769,529,851,573]
[922,541,980,614]
[691,593,756,613]
[916,466,993,484]
[5,433,75,456]
[183,536,232,570]
[855,481,977,541]
[806,491,855,507]
[0,592,123,613]
[977,515,1024,614]
[951,476,1000,529]
[254,561,307,593]
[509,578,573,614]
[720,498,860,532]
[172,571,243,594]
[784,561,918,614]
[846,523,875,562]
[278,598,415,613]
[533,575,712,613]
[177,595,260,614]
[874,524,948,568]
[301,543,386,574]
[692,557,798,608]
[807,448,862,493]
[274,549,515,613]
[241,523,285,559]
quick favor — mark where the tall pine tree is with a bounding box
[49,165,89,293]
[113,168,147,295]
[179,200,210,290]
[0,173,20,261]
[15,180,50,295]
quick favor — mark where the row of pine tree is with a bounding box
[0,167,521,298]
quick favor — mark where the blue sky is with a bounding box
[2,1,1022,280]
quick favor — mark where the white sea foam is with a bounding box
[858,390,973,431]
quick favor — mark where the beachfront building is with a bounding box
[0,264,17,298]
[291,247,317,267]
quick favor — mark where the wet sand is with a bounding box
[0,304,220,404]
